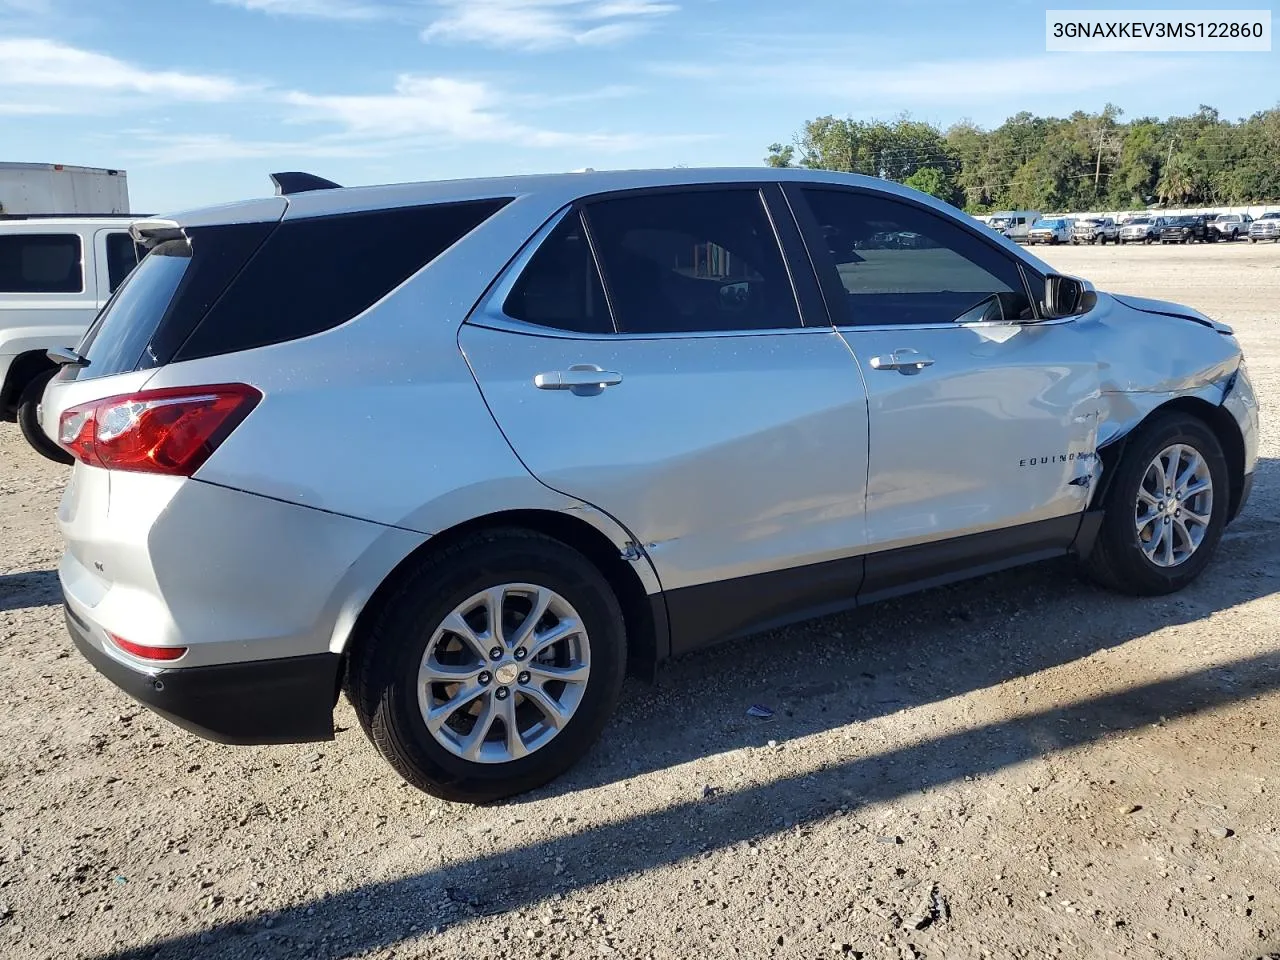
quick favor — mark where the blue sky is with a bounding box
[2,0,1276,212]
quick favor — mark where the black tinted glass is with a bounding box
[802,189,1035,325]
[176,199,510,362]
[0,234,82,293]
[504,212,613,334]
[584,189,800,334]
[105,231,145,293]
[75,240,191,379]
[74,221,275,380]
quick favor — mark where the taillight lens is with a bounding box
[58,384,261,476]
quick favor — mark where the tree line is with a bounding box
[765,104,1280,213]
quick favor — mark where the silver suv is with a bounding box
[42,169,1259,803]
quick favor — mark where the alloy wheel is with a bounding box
[416,584,591,763]
[1135,443,1214,568]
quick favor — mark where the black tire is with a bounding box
[346,529,627,803]
[1083,412,1230,596]
[16,369,72,466]
[1249,237,1257,243]
[1145,236,1154,245]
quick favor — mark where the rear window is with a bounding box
[71,198,509,379]
[0,233,83,293]
[176,198,510,362]
[72,221,275,380]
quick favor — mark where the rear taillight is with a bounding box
[58,384,261,476]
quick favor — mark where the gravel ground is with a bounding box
[1,242,1278,960]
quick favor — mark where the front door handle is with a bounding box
[533,364,623,393]
[869,349,935,374]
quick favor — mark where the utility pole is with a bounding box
[1095,129,1105,191]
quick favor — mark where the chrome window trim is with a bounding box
[836,315,1077,334]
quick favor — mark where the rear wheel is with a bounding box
[1083,412,1228,596]
[346,529,627,803]
[16,369,72,465]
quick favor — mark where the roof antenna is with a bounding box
[269,172,342,196]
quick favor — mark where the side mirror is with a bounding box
[1043,273,1097,319]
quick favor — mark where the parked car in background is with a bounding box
[0,214,143,463]
[40,167,1259,803]
[1159,215,1212,244]
[1026,216,1073,245]
[1249,212,1280,242]
[1119,217,1163,244]
[1210,214,1252,241]
[1071,217,1119,245]
[986,210,1041,242]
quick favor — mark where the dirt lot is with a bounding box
[1,242,1278,960]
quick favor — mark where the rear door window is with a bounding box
[582,189,801,334]
[503,211,614,334]
[0,234,83,293]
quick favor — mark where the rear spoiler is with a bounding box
[129,218,186,249]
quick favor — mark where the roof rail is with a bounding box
[269,172,342,196]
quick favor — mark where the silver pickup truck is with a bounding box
[1071,217,1119,244]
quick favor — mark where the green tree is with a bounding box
[765,143,794,168]
[766,102,1280,211]
[903,166,955,204]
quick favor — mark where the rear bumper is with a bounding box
[65,602,339,744]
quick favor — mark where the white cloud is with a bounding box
[421,0,678,50]
[0,38,251,103]
[282,73,655,149]
[647,53,1186,105]
[214,0,389,19]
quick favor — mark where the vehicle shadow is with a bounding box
[537,453,1280,799]
[94,647,1280,960]
[0,569,60,612]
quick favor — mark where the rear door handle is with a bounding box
[533,365,623,391]
[869,349,935,374]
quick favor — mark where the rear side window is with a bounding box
[105,232,145,293]
[583,189,801,334]
[802,189,1035,326]
[0,234,82,293]
[503,211,613,334]
[176,198,510,362]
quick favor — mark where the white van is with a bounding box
[0,215,142,462]
[985,210,1041,243]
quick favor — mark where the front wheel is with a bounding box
[1145,236,1154,245]
[16,369,73,465]
[1083,412,1229,596]
[346,529,627,803]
